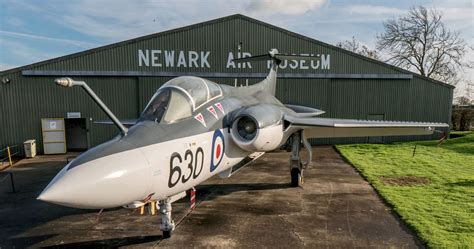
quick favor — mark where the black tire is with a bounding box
[163,230,172,239]
[290,168,301,187]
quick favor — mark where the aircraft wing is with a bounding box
[284,104,325,117]
[284,115,449,138]
[94,119,137,128]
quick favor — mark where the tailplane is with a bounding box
[232,49,319,96]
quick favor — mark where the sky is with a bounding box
[0,0,472,98]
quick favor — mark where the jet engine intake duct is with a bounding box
[236,115,258,141]
[229,104,285,152]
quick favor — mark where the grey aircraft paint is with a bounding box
[67,71,287,169]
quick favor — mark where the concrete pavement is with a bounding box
[0,146,422,248]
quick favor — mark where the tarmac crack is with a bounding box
[324,182,334,249]
[345,200,356,248]
[278,215,305,246]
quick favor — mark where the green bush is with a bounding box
[452,108,473,131]
[459,109,472,131]
[451,109,461,130]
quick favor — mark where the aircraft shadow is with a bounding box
[40,235,162,248]
[195,182,292,201]
[6,235,58,249]
[0,161,102,248]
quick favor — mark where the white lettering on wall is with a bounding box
[226,52,235,68]
[321,54,330,70]
[138,49,331,70]
[164,50,174,67]
[151,50,162,67]
[299,54,309,69]
[266,53,331,70]
[237,52,242,69]
[242,52,252,68]
[138,49,211,68]
[177,51,187,67]
[311,55,320,69]
[139,50,149,67]
[189,51,199,68]
[226,52,252,69]
[289,58,298,69]
[201,51,210,68]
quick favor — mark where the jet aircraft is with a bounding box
[38,49,448,238]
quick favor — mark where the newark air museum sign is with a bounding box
[137,49,331,70]
[21,48,411,79]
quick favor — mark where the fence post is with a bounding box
[7,146,13,167]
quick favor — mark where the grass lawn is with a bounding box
[336,132,474,248]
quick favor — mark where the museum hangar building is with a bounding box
[0,14,453,154]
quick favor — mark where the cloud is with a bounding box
[1,0,472,87]
[437,7,474,33]
[15,0,328,41]
[6,17,25,28]
[0,63,18,71]
[245,0,326,15]
[438,7,473,22]
[42,0,224,41]
[342,5,405,19]
[0,30,98,49]
[0,36,61,67]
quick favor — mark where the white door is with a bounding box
[41,118,67,154]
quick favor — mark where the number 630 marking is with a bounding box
[168,147,204,188]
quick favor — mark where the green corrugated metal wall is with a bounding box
[0,15,453,154]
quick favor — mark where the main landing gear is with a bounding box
[159,198,175,238]
[289,131,312,187]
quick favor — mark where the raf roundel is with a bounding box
[210,129,225,172]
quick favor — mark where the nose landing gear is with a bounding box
[159,198,175,238]
[158,191,188,238]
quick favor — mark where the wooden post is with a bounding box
[151,201,156,215]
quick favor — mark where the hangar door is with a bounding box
[65,118,89,151]
[41,118,67,154]
[367,114,385,143]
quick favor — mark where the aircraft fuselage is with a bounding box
[38,83,288,209]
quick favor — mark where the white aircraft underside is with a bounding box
[40,129,254,208]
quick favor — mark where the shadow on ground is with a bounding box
[41,235,163,248]
[196,182,292,200]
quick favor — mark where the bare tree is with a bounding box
[337,36,379,60]
[376,6,468,85]
[456,96,471,105]
[464,79,473,104]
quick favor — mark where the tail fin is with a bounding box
[232,49,319,96]
[233,49,279,95]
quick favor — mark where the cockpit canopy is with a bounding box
[140,76,222,123]
[162,76,222,110]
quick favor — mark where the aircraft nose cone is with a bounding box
[37,139,151,209]
[37,166,68,202]
[37,189,55,202]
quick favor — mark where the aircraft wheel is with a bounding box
[163,230,172,239]
[291,168,302,187]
